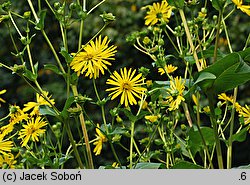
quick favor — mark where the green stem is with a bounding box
[92,78,122,165]
[227,87,238,169]
[207,92,224,169]
[195,92,214,168]
[65,120,85,169]
[179,9,202,71]
[41,30,66,74]
[213,10,223,63]
[71,85,94,169]
[129,120,135,169]
[87,0,106,15]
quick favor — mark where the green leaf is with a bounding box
[168,0,184,9]
[135,163,163,169]
[60,96,75,120]
[23,69,37,82]
[171,161,203,169]
[121,108,137,122]
[197,45,225,60]
[108,127,128,135]
[188,127,215,156]
[35,10,47,30]
[232,127,248,143]
[60,47,73,64]
[44,64,63,75]
[195,50,250,93]
[39,105,58,117]
[211,0,225,11]
[234,164,250,169]
[193,72,216,90]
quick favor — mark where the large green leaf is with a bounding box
[171,161,203,169]
[194,49,250,93]
[135,162,163,169]
[187,127,215,156]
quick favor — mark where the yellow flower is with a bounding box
[23,91,55,115]
[70,35,117,79]
[203,106,210,113]
[232,0,250,16]
[106,68,147,107]
[0,124,14,140]
[93,124,107,156]
[144,0,172,26]
[0,137,13,155]
[199,59,207,69]
[18,116,47,147]
[218,93,233,102]
[145,115,158,123]
[0,153,17,169]
[218,93,242,112]
[0,89,6,104]
[158,64,178,75]
[239,105,250,125]
[166,76,185,111]
[9,105,29,125]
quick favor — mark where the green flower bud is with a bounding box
[69,2,77,10]
[23,11,31,19]
[181,124,187,131]
[116,116,123,123]
[213,15,218,21]
[20,36,27,45]
[201,7,207,14]
[158,38,164,46]
[67,107,82,116]
[138,66,150,77]
[52,124,58,131]
[78,11,87,20]
[143,37,151,45]
[112,134,122,143]
[0,15,9,23]
[53,2,61,10]
[12,64,26,74]
[1,1,11,12]
[100,12,116,23]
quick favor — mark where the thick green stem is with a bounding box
[71,85,94,169]
[179,9,202,71]
[194,93,214,168]
[207,92,224,169]
[129,121,135,169]
[227,87,238,169]
[65,120,85,169]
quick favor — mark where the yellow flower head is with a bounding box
[144,0,173,26]
[158,64,178,75]
[218,93,233,102]
[0,153,17,169]
[0,124,14,140]
[232,0,250,16]
[166,76,185,111]
[0,137,13,155]
[23,91,55,115]
[239,105,250,125]
[9,105,29,125]
[18,116,47,147]
[93,124,107,156]
[218,93,242,112]
[106,68,147,107]
[0,89,6,104]
[145,115,158,123]
[70,35,117,79]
